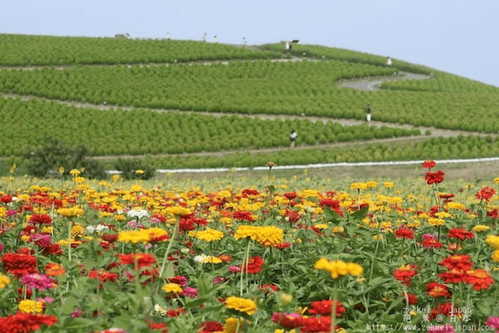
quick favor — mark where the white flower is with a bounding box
[127,209,149,219]
[193,254,208,263]
[95,224,109,233]
[86,226,96,234]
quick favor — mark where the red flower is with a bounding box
[199,321,224,332]
[301,316,334,332]
[1,253,38,277]
[426,282,451,298]
[393,265,417,286]
[102,233,118,243]
[429,302,461,321]
[319,199,344,216]
[422,235,443,249]
[439,255,473,271]
[487,209,499,219]
[425,170,445,185]
[274,242,292,249]
[241,189,260,197]
[463,269,494,291]
[233,211,255,222]
[395,226,414,239]
[447,228,474,241]
[88,270,118,283]
[148,322,168,332]
[308,300,346,316]
[475,187,496,201]
[438,269,466,284]
[242,256,264,274]
[422,160,437,169]
[272,313,304,329]
[260,284,280,292]
[29,214,52,225]
[284,209,301,223]
[118,253,156,269]
[283,192,297,200]
[0,313,58,333]
[404,293,418,305]
[0,194,12,203]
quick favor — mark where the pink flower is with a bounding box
[7,209,17,216]
[37,297,55,304]
[213,276,225,284]
[428,324,455,333]
[486,317,499,330]
[126,220,143,229]
[71,309,83,318]
[21,273,55,291]
[0,242,4,252]
[228,265,241,273]
[182,287,198,298]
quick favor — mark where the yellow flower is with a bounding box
[446,202,465,210]
[383,182,394,188]
[492,250,499,262]
[486,235,499,250]
[224,317,246,333]
[494,177,499,184]
[332,226,344,233]
[313,223,328,230]
[69,169,81,176]
[428,218,445,226]
[350,182,367,190]
[71,224,85,237]
[234,225,284,247]
[225,296,257,315]
[162,283,183,294]
[57,207,84,217]
[135,169,145,175]
[434,211,452,219]
[0,274,10,288]
[165,206,192,217]
[189,228,224,242]
[472,225,490,232]
[314,258,363,279]
[18,300,43,313]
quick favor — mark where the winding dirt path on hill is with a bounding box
[0,57,304,71]
[338,72,431,91]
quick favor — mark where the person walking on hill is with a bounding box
[289,129,298,148]
[365,104,372,123]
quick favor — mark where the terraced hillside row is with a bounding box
[0,34,278,66]
[0,98,420,156]
[97,136,499,169]
[0,57,497,133]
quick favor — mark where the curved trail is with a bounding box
[338,72,431,91]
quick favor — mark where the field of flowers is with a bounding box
[0,162,498,332]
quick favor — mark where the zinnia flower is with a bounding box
[225,296,257,315]
[0,313,57,332]
[475,187,496,201]
[425,170,445,185]
[18,300,44,313]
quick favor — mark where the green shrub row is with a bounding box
[0,34,278,66]
[0,98,419,156]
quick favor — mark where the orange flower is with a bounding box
[45,263,65,277]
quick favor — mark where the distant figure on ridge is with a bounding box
[365,104,372,123]
[289,129,298,148]
[386,57,392,66]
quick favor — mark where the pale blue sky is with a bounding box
[2,0,498,86]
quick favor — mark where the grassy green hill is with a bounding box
[0,34,497,173]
